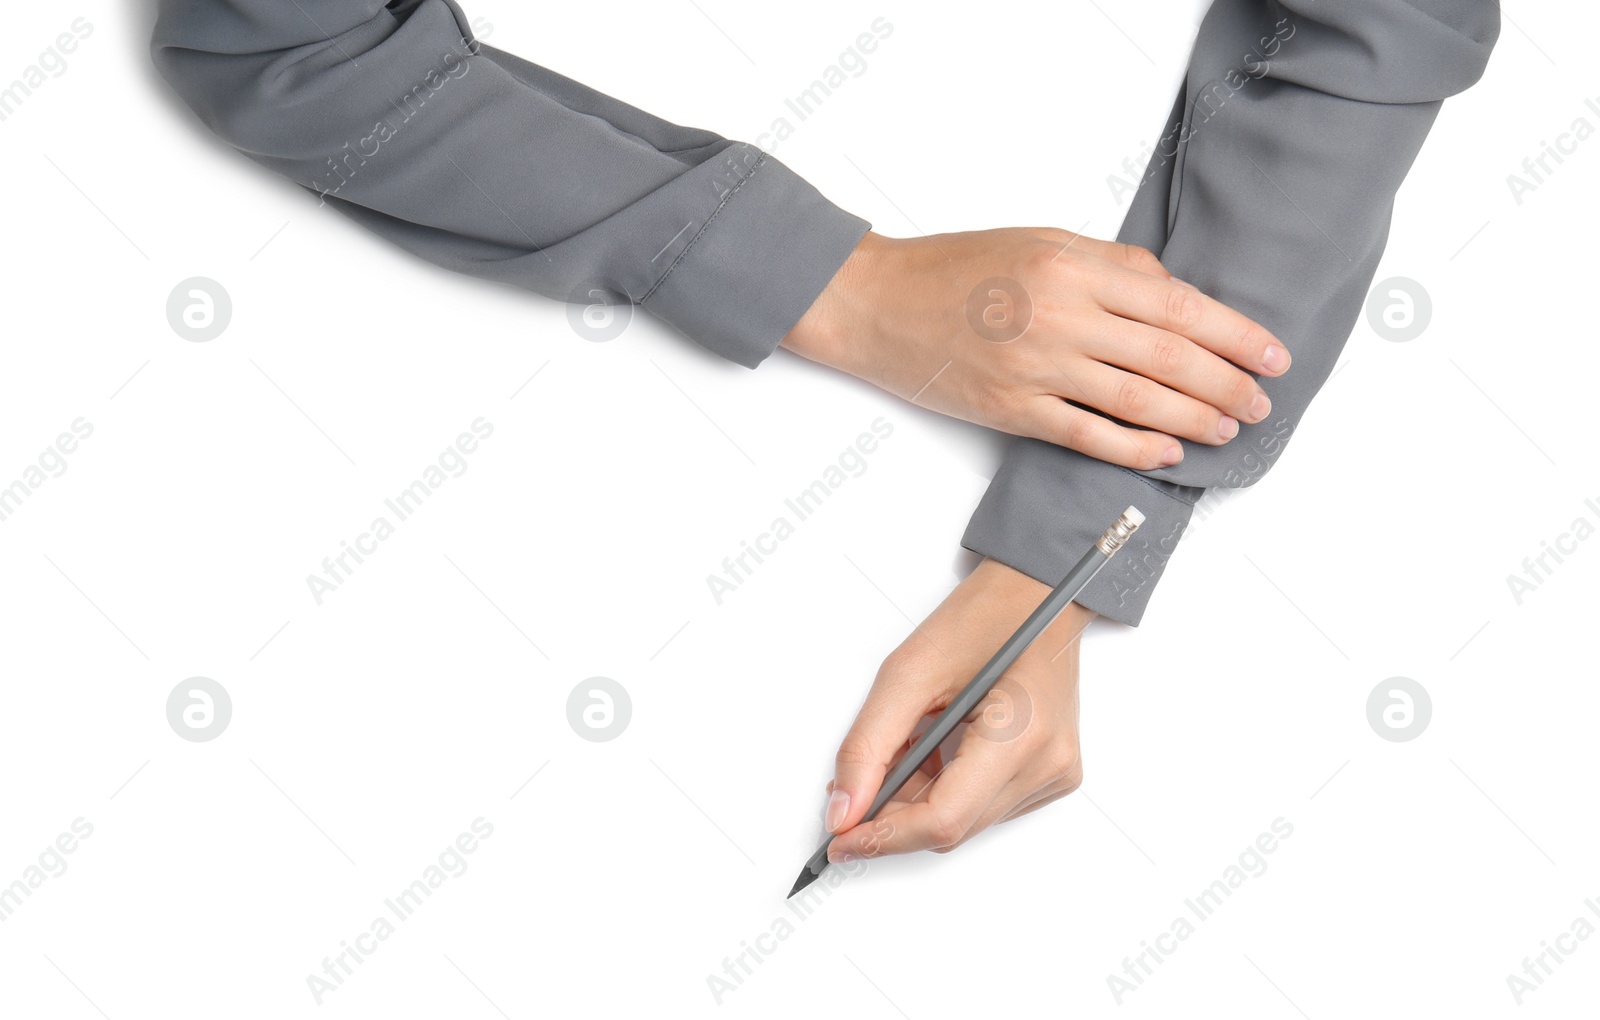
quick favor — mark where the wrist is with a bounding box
[964,558,1093,670]
[979,557,1098,625]
[779,230,893,371]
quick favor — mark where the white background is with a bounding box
[2,1,1596,1016]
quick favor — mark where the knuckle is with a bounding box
[1020,244,1061,280]
[1042,743,1083,785]
[1135,443,1166,470]
[1237,321,1264,358]
[834,735,875,771]
[1036,243,1086,281]
[1149,333,1185,374]
[1060,768,1084,796]
[1126,244,1161,273]
[1164,286,1203,330]
[985,376,1031,422]
[927,809,968,850]
[878,644,938,686]
[1229,371,1258,408]
[1115,376,1149,417]
[1061,409,1099,452]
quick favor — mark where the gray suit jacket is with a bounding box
[150,0,1498,625]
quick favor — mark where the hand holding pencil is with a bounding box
[792,507,1144,895]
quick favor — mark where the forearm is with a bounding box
[962,0,1500,625]
[150,0,869,367]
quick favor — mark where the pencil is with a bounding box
[788,505,1145,898]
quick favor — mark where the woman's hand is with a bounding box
[782,228,1290,470]
[821,558,1094,862]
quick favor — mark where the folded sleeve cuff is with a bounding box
[642,149,870,368]
[960,438,1202,627]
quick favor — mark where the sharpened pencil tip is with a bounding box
[788,864,822,899]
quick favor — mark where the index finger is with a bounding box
[1099,268,1291,378]
[826,740,1012,860]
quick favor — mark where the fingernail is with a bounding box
[1249,391,1272,421]
[1160,444,1183,466]
[1218,416,1239,440]
[1262,344,1290,373]
[825,789,850,832]
[827,849,854,865]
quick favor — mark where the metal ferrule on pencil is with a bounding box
[1094,506,1145,557]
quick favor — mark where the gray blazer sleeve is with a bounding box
[961,0,1500,625]
[149,0,869,368]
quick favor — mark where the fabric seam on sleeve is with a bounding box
[641,150,770,304]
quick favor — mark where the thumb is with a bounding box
[828,669,935,835]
